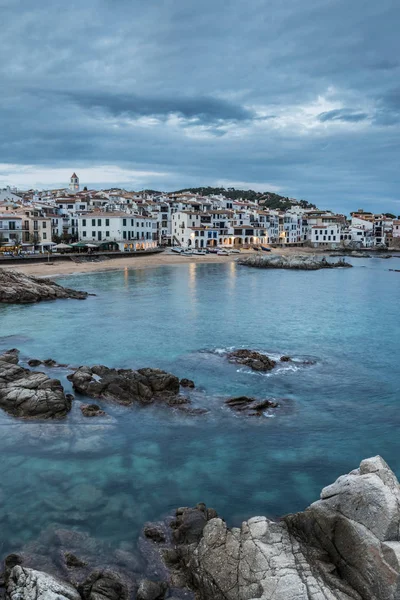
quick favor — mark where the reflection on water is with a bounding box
[0,260,400,556]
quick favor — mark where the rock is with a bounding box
[143,526,167,544]
[162,456,400,600]
[69,365,182,406]
[28,359,42,367]
[6,565,81,600]
[137,579,168,600]
[78,569,128,600]
[280,355,292,362]
[238,254,352,270]
[227,349,276,371]
[225,396,279,416]
[64,553,87,569]
[80,404,106,417]
[0,348,20,364]
[0,268,89,304]
[43,359,57,367]
[180,378,195,388]
[0,353,71,419]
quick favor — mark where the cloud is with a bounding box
[317,109,369,123]
[0,0,399,212]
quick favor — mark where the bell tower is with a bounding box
[69,172,79,192]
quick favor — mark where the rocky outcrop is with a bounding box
[0,268,88,303]
[225,396,279,416]
[238,254,352,270]
[162,456,400,600]
[80,403,106,417]
[68,365,184,407]
[180,378,195,388]
[227,349,277,371]
[6,565,81,600]
[0,349,71,419]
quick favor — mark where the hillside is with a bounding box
[171,187,317,211]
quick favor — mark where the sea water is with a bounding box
[0,257,399,556]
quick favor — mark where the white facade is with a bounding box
[77,213,157,250]
[311,223,341,247]
[0,215,23,243]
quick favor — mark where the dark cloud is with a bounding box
[0,0,399,211]
[66,92,254,124]
[318,109,369,123]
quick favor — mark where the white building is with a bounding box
[69,173,80,193]
[77,212,157,251]
[311,223,342,247]
[0,214,23,243]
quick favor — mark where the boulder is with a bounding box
[238,254,352,270]
[143,526,167,544]
[225,396,279,416]
[69,365,181,406]
[162,456,400,600]
[78,569,128,600]
[180,378,195,388]
[227,349,276,371]
[136,579,168,600]
[0,351,71,419]
[0,268,89,304]
[28,359,42,367]
[80,404,106,417]
[6,565,81,600]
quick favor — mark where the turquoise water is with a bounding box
[0,257,400,558]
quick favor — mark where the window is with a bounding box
[106,231,110,237]
[82,219,86,226]
[123,231,127,239]
[200,231,204,236]
[97,219,101,226]
[131,219,134,226]
[123,219,126,226]
[92,231,95,237]
[68,205,73,209]
[92,219,95,226]
[315,236,319,240]
[106,219,110,226]
[83,231,87,237]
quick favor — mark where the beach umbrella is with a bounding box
[54,243,73,250]
[85,243,98,248]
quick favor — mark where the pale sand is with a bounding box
[0,247,322,278]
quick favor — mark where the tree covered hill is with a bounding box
[170,187,317,211]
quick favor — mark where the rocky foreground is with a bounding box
[2,456,400,599]
[0,269,88,303]
[238,254,352,270]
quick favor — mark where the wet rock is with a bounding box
[227,349,276,371]
[28,359,42,367]
[280,355,291,362]
[180,378,195,388]
[143,526,166,544]
[80,404,106,417]
[137,579,168,600]
[0,353,71,419]
[0,348,20,364]
[238,254,353,270]
[225,396,279,416]
[69,365,182,406]
[64,553,87,569]
[6,565,81,600]
[163,456,400,600]
[79,569,128,600]
[43,359,57,367]
[0,268,89,304]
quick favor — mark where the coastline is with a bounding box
[0,247,327,277]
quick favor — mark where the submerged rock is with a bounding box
[161,456,400,600]
[225,396,279,416]
[6,565,81,600]
[0,350,71,419]
[227,349,277,371]
[238,254,352,270]
[80,403,106,417]
[180,378,195,388]
[69,365,182,406]
[0,268,89,304]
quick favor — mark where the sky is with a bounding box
[1,0,399,213]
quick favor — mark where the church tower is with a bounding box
[69,172,79,192]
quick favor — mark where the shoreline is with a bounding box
[0,247,331,277]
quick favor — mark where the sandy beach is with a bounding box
[0,247,327,277]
